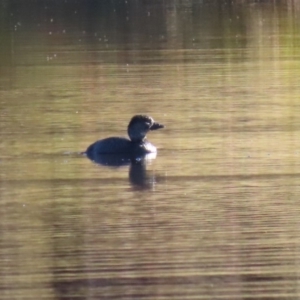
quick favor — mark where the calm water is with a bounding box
[1,0,300,299]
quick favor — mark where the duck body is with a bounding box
[85,115,164,156]
[86,136,157,155]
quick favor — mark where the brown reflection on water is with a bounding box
[1,0,300,299]
[1,176,300,299]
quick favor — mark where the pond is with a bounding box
[1,0,300,299]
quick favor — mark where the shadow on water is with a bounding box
[85,151,159,190]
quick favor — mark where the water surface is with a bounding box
[1,1,300,299]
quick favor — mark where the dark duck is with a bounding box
[85,115,164,157]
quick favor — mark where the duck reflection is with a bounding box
[86,151,158,189]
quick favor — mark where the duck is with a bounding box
[85,115,164,156]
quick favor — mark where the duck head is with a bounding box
[127,115,164,142]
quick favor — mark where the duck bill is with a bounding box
[150,122,164,130]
